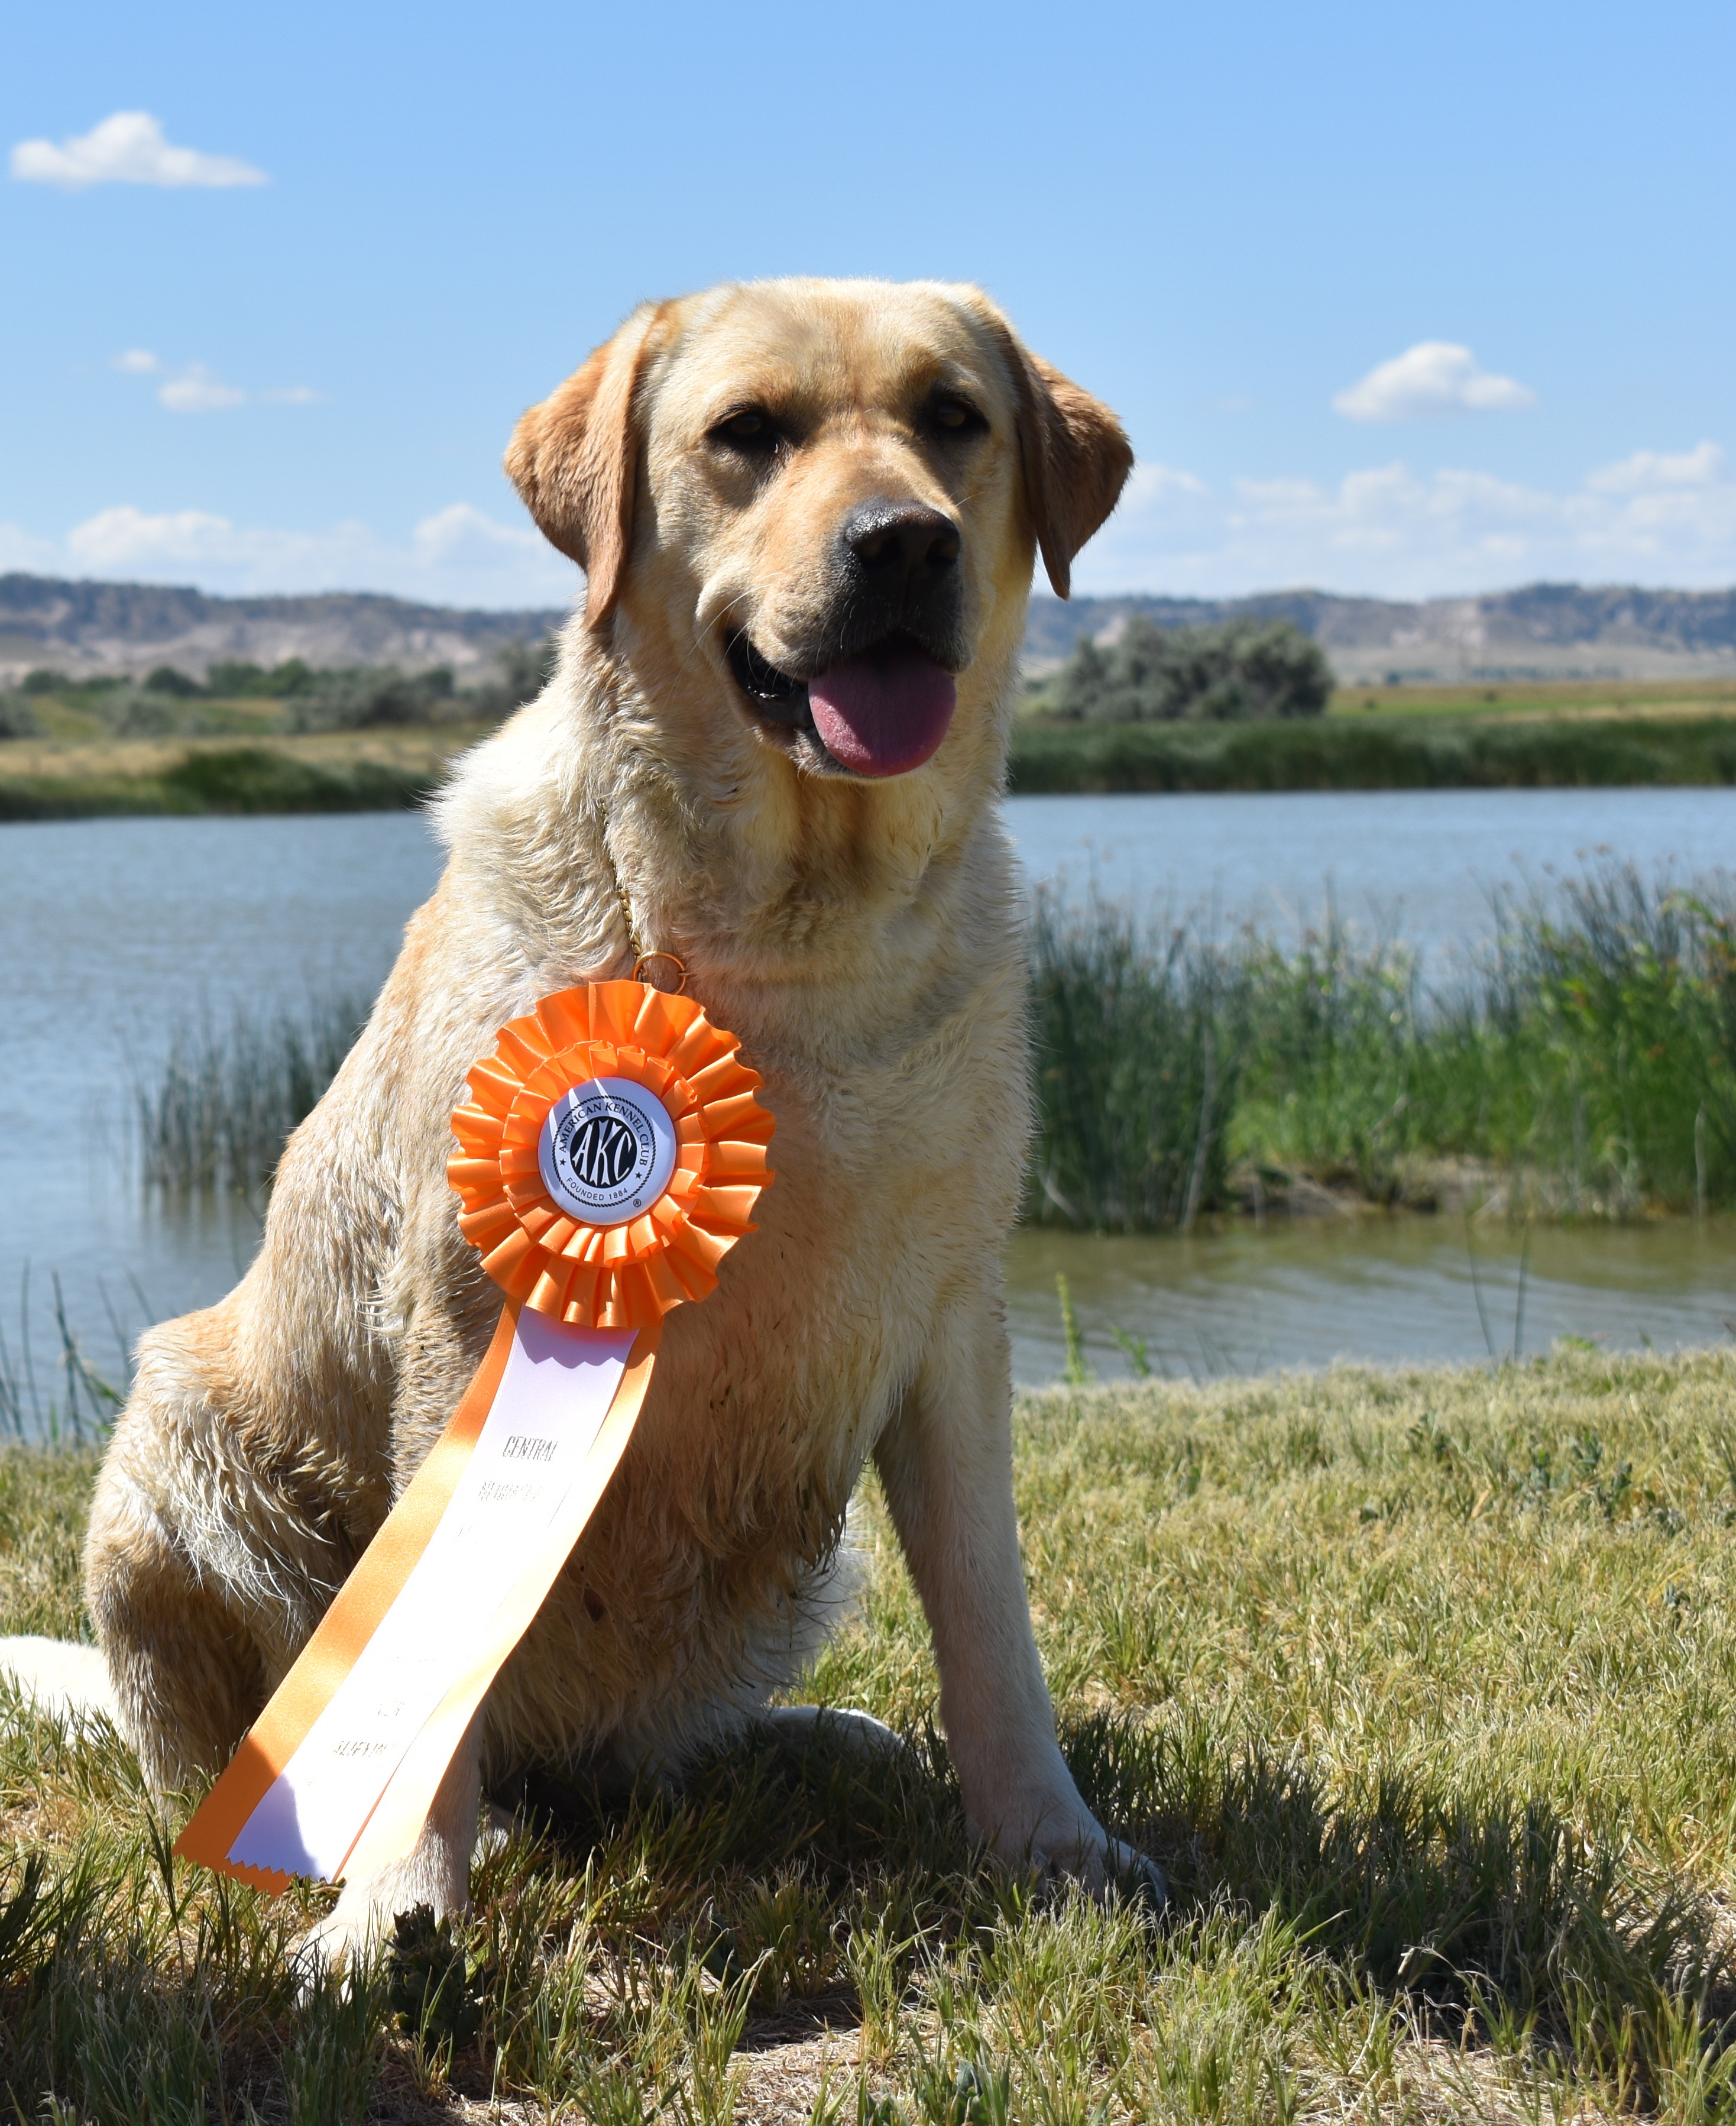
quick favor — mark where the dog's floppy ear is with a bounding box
[976,308,1132,600]
[1015,351,1134,599]
[504,302,671,630]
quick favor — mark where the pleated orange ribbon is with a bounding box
[177,980,773,1891]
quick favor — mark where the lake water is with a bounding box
[1007,1220,1736,1384]
[4,785,1735,1414]
[1017,785,1736,969]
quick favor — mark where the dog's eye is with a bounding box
[929,396,986,437]
[711,409,779,452]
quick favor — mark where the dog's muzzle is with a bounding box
[726,498,966,777]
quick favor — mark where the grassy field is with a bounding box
[0,727,477,818]
[1005,670,1736,791]
[11,1350,1736,2119]
[1324,679,1736,722]
[1005,713,1736,794]
[9,674,1736,815]
[1015,675,1736,726]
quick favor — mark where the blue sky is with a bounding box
[4,0,1733,610]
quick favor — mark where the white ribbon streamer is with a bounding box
[225,1313,635,1882]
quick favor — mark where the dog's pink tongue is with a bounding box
[808,645,956,776]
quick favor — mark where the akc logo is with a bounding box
[539,1077,677,1225]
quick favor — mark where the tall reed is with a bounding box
[129,865,1736,1230]
[0,1268,132,1442]
[1030,865,1736,1229]
[134,992,370,1195]
[1028,894,1245,1231]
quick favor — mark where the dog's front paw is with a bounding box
[1035,1824,1167,1910]
[1103,1835,1170,1911]
[986,1793,1168,1910]
[298,1894,391,1985]
[297,1847,475,1989]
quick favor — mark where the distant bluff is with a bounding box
[0,577,566,686]
[1027,583,1736,683]
[4,572,1734,687]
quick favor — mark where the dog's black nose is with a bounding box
[841,500,961,580]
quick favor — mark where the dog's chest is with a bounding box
[630,986,1025,1474]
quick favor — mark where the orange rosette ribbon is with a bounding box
[446,980,774,1330]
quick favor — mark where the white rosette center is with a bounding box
[537,1075,678,1227]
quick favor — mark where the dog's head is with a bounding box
[506,279,1129,784]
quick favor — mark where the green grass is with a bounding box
[0,744,442,819]
[0,650,538,817]
[0,1274,132,1447]
[1007,714,1736,792]
[3,652,546,743]
[1013,675,1736,727]
[8,701,1736,817]
[12,1351,1736,2117]
[1323,679,1736,720]
[1031,867,1736,1228]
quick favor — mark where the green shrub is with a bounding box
[284,665,457,731]
[158,747,436,811]
[109,688,180,736]
[0,693,40,740]
[193,650,548,726]
[141,665,200,698]
[1051,617,1332,724]
[205,656,315,697]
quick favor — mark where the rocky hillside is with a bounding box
[5,571,1735,689]
[1026,584,1736,683]
[0,575,566,684]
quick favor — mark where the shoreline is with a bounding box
[7,713,1736,817]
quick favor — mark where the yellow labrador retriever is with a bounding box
[68,276,1142,1950]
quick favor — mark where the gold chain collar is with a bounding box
[600,826,688,996]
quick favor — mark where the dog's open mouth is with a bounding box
[726,632,956,778]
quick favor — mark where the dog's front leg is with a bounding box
[874,1297,1138,1890]
[301,1710,484,1975]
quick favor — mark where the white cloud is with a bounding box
[1333,342,1537,422]
[11,111,267,190]
[35,503,578,606]
[1075,441,1736,600]
[1586,441,1724,494]
[20,446,1735,612]
[66,506,241,569]
[157,364,247,413]
[411,503,543,562]
[108,353,320,412]
[0,522,61,573]
[1122,462,1210,504]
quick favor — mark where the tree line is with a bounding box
[1,638,559,739]
[1047,616,1333,723]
